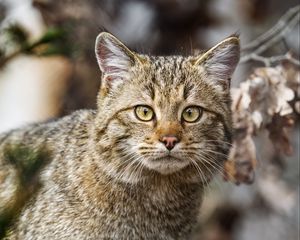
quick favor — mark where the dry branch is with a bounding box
[240,5,300,66]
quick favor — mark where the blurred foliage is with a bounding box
[0,145,50,239]
[3,25,28,47]
[0,24,73,68]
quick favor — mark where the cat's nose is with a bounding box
[160,135,179,151]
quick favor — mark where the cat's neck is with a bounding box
[77,154,204,205]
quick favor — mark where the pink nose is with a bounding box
[160,135,179,151]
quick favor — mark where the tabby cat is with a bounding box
[0,32,239,239]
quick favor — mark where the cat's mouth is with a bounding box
[151,156,181,162]
[142,154,190,174]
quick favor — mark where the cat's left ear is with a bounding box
[95,32,141,87]
[193,36,240,91]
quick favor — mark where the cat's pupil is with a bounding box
[143,108,148,115]
[187,109,192,116]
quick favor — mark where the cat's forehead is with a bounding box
[150,56,186,70]
[143,55,196,88]
[133,57,195,109]
[150,56,188,78]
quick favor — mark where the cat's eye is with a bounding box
[134,105,154,122]
[182,106,202,123]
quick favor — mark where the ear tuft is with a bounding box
[95,32,137,84]
[194,36,240,91]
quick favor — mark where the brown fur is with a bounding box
[0,32,240,239]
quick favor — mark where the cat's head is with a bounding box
[93,32,239,183]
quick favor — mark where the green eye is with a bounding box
[182,106,202,123]
[135,106,154,121]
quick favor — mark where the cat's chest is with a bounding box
[84,182,203,239]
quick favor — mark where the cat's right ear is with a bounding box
[95,32,140,88]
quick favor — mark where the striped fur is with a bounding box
[1,32,239,239]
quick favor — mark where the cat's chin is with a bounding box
[142,157,190,175]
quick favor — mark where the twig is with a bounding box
[240,5,300,64]
[241,53,300,67]
[240,5,300,66]
[242,5,300,52]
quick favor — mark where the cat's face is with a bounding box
[94,33,239,183]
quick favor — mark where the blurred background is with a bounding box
[0,0,299,239]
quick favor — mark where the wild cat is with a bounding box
[0,32,239,239]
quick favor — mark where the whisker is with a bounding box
[204,139,233,145]
[197,151,236,180]
[188,139,234,148]
[195,153,224,176]
[189,157,206,188]
[187,150,224,176]
[190,157,213,193]
[201,149,229,158]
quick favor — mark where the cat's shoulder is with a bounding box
[0,109,97,145]
[53,109,96,129]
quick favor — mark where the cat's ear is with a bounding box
[95,32,140,86]
[193,36,240,91]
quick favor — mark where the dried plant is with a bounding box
[224,63,299,184]
[223,5,299,184]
